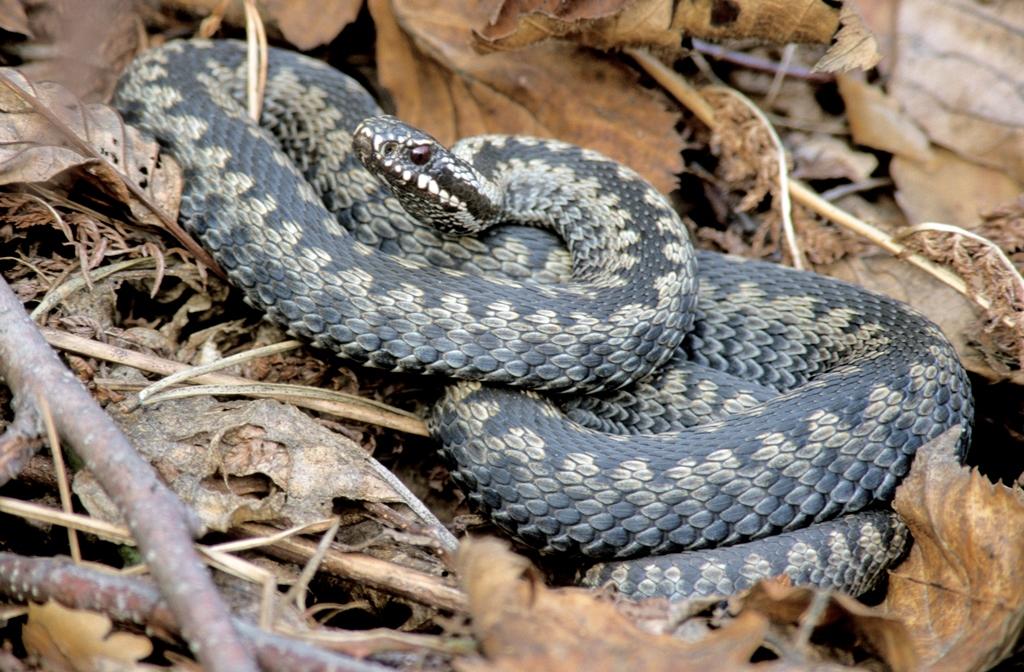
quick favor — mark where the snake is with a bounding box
[114,40,974,601]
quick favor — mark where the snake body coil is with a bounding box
[115,40,974,600]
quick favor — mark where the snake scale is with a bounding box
[115,40,973,600]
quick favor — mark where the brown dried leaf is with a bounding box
[882,427,1024,671]
[790,133,877,182]
[476,0,841,52]
[170,0,362,49]
[15,0,140,102]
[23,600,153,670]
[737,582,917,672]
[0,0,31,37]
[253,0,362,50]
[812,2,880,73]
[891,148,1023,228]
[890,0,1024,183]
[370,0,683,194]
[836,75,932,163]
[76,396,397,532]
[457,537,768,672]
[0,68,182,227]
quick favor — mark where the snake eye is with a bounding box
[410,144,432,165]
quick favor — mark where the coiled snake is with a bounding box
[115,40,973,600]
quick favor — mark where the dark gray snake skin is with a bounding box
[115,40,974,600]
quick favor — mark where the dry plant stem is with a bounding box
[789,182,1008,322]
[690,39,834,83]
[135,338,303,403]
[626,48,718,128]
[242,522,468,613]
[0,278,256,672]
[630,51,804,268]
[285,518,341,610]
[0,553,390,672]
[903,222,1024,301]
[41,328,428,435]
[243,0,269,122]
[37,396,80,562]
[704,84,804,269]
[633,51,1000,324]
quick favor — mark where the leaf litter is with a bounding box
[0,0,1022,670]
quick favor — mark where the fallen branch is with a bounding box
[0,552,390,672]
[0,275,256,671]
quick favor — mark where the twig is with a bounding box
[243,0,269,123]
[0,552,391,672]
[135,338,303,403]
[625,48,717,129]
[763,44,797,109]
[242,522,468,613]
[41,328,429,435]
[36,396,80,562]
[790,181,1013,326]
[0,276,256,671]
[690,38,834,83]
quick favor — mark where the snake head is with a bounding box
[353,115,501,234]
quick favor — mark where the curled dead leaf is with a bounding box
[736,581,917,672]
[883,426,1024,671]
[457,537,769,671]
[76,397,397,532]
[0,67,182,228]
[476,0,842,53]
[812,3,881,73]
[370,0,683,194]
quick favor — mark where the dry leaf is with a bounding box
[737,581,917,672]
[370,0,683,193]
[0,68,182,227]
[22,600,153,671]
[75,396,397,531]
[891,148,1023,228]
[260,0,362,49]
[475,0,841,52]
[836,74,932,163]
[13,0,140,102]
[457,537,768,671]
[169,0,361,49]
[889,0,1024,183]
[790,133,878,182]
[882,427,1024,671]
[0,0,31,37]
[812,2,880,72]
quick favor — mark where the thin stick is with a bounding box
[36,397,80,562]
[0,277,256,671]
[41,328,429,436]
